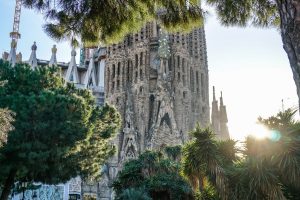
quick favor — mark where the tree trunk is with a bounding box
[277,0,300,112]
[0,168,17,200]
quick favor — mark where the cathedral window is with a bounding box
[177,56,180,69]
[196,72,200,94]
[135,54,138,68]
[183,91,187,99]
[112,81,115,92]
[140,52,143,65]
[140,69,143,81]
[117,80,120,90]
[182,58,185,73]
[177,72,181,81]
[183,75,186,86]
[139,86,143,94]
[117,62,121,76]
[201,73,205,101]
[141,29,144,40]
[190,69,194,92]
[135,71,138,83]
[168,57,172,71]
[112,64,116,78]
[127,61,131,82]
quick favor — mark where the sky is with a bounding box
[0,1,298,141]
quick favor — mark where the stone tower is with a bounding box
[211,86,230,140]
[98,21,210,199]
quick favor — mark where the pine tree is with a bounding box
[113,150,194,200]
[22,0,203,45]
[0,60,121,200]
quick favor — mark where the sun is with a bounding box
[250,124,270,139]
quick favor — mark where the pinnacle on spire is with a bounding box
[28,41,38,69]
[49,45,58,66]
[8,39,17,66]
[220,91,223,106]
[213,86,216,101]
[83,49,96,88]
[65,48,79,83]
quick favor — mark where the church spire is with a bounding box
[211,86,219,137]
[220,91,223,106]
[28,41,37,69]
[211,87,230,140]
[219,92,229,139]
[65,47,79,83]
[213,86,216,101]
[49,45,57,66]
[8,40,17,66]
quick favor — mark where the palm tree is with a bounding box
[182,125,232,199]
[227,137,285,200]
[228,109,300,200]
[259,109,300,198]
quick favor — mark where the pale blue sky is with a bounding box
[0,1,298,140]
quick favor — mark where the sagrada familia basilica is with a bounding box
[2,2,230,200]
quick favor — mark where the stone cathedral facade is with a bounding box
[3,20,231,200]
[98,22,210,199]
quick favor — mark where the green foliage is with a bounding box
[113,150,193,200]
[164,145,182,161]
[22,0,203,45]
[225,109,300,200]
[182,125,230,199]
[0,60,120,196]
[118,187,152,200]
[205,0,280,27]
[182,110,300,200]
[194,182,220,200]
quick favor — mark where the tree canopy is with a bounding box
[23,0,203,46]
[23,0,300,110]
[0,60,121,200]
[182,111,300,200]
[113,150,194,200]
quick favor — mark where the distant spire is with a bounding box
[8,39,17,66]
[220,91,223,106]
[219,91,229,140]
[213,86,216,101]
[16,52,22,63]
[83,49,97,88]
[28,41,37,69]
[219,91,228,124]
[65,47,79,83]
[49,45,57,66]
[211,86,219,136]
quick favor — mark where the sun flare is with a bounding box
[250,124,270,139]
